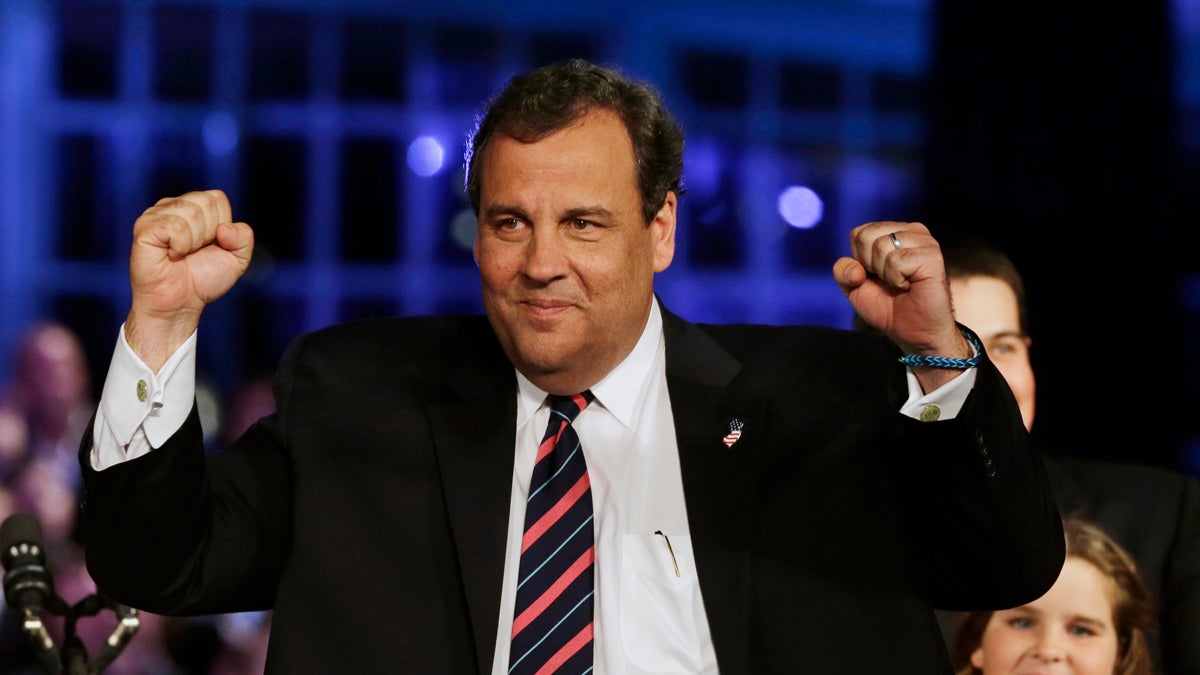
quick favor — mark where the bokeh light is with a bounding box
[407,136,445,177]
[777,186,823,229]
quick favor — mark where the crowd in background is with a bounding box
[0,321,271,675]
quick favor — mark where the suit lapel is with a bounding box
[428,340,518,674]
[663,308,760,675]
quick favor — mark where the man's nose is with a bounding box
[522,226,567,281]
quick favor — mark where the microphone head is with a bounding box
[1,512,54,612]
[1,512,44,553]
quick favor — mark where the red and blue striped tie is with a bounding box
[509,391,596,675]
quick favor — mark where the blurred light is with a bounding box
[407,136,445,177]
[777,186,823,229]
[683,137,721,196]
[450,208,476,251]
[202,111,239,157]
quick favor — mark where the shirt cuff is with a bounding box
[92,324,197,468]
[899,367,976,420]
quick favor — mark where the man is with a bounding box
[943,240,1200,675]
[78,60,1063,673]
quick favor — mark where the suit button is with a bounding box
[919,404,941,422]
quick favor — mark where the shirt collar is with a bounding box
[515,299,664,430]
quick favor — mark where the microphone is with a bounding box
[1,512,141,674]
[1,512,55,613]
[1,511,64,673]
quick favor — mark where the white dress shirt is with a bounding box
[90,302,975,674]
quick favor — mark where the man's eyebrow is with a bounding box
[561,206,616,221]
[482,204,530,221]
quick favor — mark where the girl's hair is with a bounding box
[952,518,1154,675]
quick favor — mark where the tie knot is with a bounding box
[548,391,594,422]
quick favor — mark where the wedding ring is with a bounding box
[889,232,902,250]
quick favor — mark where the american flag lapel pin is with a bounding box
[723,418,744,447]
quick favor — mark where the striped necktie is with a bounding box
[509,391,596,675]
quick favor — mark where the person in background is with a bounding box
[0,322,94,490]
[0,406,29,484]
[78,59,1063,673]
[952,517,1154,675]
[0,321,177,673]
[942,240,1200,674]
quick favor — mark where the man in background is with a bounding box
[943,240,1200,674]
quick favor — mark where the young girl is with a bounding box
[953,518,1154,675]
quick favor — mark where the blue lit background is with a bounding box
[0,0,1197,472]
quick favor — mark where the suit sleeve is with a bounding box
[78,335,305,616]
[896,354,1065,611]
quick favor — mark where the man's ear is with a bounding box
[651,191,677,273]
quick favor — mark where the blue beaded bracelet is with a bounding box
[897,327,982,369]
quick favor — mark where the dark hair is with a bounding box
[952,518,1154,675]
[464,58,685,225]
[942,239,1030,336]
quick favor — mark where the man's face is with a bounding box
[474,108,676,395]
[950,275,1036,431]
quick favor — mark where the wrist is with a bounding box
[124,310,200,373]
[898,326,982,370]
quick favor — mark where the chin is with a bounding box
[518,351,571,377]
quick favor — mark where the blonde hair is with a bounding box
[952,518,1154,675]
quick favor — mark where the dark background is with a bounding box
[0,0,1196,473]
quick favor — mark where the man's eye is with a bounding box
[570,219,593,230]
[987,339,1026,357]
[499,218,522,230]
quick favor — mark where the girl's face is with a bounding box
[971,557,1119,674]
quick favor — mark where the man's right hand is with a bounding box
[125,189,254,371]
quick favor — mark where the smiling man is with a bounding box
[79,59,1063,673]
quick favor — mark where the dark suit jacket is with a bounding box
[938,455,1200,675]
[79,309,1063,674]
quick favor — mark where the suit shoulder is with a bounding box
[1045,454,1200,509]
[276,315,501,381]
[1046,454,1195,487]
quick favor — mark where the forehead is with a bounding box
[950,276,1021,337]
[480,110,636,189]
[1032,557,1116,622]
